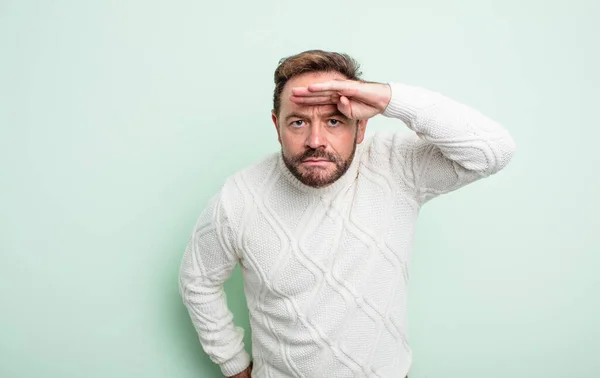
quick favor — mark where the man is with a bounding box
[179,50,515,378]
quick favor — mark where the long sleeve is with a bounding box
[382,82,516,204]
[179,189,251,376]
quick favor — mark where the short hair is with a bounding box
[273,49,362,115]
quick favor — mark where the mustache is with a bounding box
[290,148,340,164]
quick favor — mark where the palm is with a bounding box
[340,94,382,120]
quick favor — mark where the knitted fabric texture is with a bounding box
[179,82,516,377]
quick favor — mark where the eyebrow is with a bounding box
[284,110,350,122]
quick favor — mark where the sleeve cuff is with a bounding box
[220,349,252,377]
[381,82,433,129]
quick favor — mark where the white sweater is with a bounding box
[179,83,516,377]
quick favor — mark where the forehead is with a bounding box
[279,71,348,115]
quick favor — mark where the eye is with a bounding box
[291,120,305,127]
[328,119,341,127]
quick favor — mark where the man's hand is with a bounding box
[290,80,392,120]
[227,362,252,378]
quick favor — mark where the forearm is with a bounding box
[179,191,251,377]
[179,273,251,376]
[382,82,515,175]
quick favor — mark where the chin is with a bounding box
[300,173,338,188]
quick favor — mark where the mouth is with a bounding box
[301,159,332,166]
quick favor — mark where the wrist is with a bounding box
[220,350,252,377]
[376,83,392,113]
[227,361,252,378]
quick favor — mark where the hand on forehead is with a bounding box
[281,72,349,118]
[281,87,339,114]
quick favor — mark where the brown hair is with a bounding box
[273,50,363,115]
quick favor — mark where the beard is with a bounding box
[282,134,358,188]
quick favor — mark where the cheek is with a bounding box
[330,130,357,157]
[280,129,304,155]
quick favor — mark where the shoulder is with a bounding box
[223,153,279,195]
[358,131,425,196]
[359,130,421,165]
[217,153,279,228]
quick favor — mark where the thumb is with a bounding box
[339,96,353,118]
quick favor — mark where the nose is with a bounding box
[305,124,327,150]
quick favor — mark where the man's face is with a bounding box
[272,72,367,188]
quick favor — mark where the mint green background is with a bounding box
[1,1,598,377]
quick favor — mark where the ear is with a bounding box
[356,119,368,144]
[271,110,281,144]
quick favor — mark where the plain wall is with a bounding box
[1,0,599,377]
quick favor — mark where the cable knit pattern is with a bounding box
[179,83,516,377]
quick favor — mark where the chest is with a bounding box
[238,178,420,306]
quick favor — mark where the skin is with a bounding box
[271,71,392,188]
[227,72,392,378]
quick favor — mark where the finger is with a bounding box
[308,81,359,96]
[291,87,340,97]
[290,95,338,105]
[338,96,353,118]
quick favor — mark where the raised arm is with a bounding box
[381,82,516,203]
[179,190,251,377]
[290,80,516,204]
